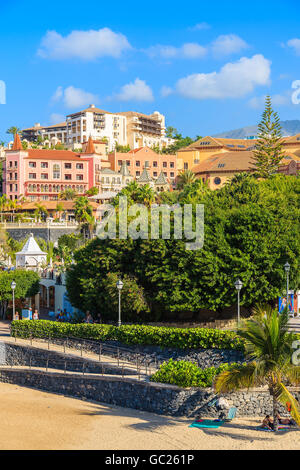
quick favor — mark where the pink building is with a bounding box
[3,135,102,201]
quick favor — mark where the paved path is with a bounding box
[0,321,154,378]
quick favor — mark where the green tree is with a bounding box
[0,270,40,319]
[85,186,99,197]
[177,170,196,189]
[59,188,78,200]
[6,126,20,137]
[252,96,285,178]
[215,310,300,431]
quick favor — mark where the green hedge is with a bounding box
[11,320,244,351]
[150,359,236,388]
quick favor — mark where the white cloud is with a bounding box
[51,86,99,109]
[51,86,63,102]
[175,54,271,100]
[160,86,173,97]
[38,28,131,60]
[248,92,292,109]
[188,22,211,31]
[49,113,65,124]
[211,34,249,57]
[115,78,154,102]
[146,43,207,59]
[287,38,300,56]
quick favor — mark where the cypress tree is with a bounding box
[252,95,285,177]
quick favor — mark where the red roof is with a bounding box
[12,133,23,151]
[24,149,88,161]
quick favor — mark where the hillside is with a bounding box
[213,120,300,139]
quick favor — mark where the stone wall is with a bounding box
[35,336,244,368]
[6,226,77,243]
[0,342,135,376]
[0,367,298,418]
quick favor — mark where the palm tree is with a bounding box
[55,202,65,221]
[59,188,78,200]
[6,126,21,137]
[137,184,156,207]
[215,310,300,431]
[34,203,49,222]
[177,170,196,189]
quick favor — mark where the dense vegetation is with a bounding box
[11,320,244,350]
[0,270,40,319]
[65,174,300,322]
[150,359,236,388]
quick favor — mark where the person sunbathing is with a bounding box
[276,412,294,425]
[262,415,274,430]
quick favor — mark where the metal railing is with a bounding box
[8,330,159,379]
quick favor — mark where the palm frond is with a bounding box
[273,382,300,426]
[214,363,261,393]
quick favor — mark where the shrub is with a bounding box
[11,320,244,351]
[150,359,236,388]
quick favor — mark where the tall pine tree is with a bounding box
[252,96,285,177]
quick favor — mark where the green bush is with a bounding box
[150,359,236,388]
[11,320,244,351]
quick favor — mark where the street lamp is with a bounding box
[11,281,16,321]
[284,262,290,313]
[116,279,124,327]
[234,279,243,325]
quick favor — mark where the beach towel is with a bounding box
[190,419,225,429]
[256,426,291,432]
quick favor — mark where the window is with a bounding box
[9,184,12,191]
[15,184,18,191]
[170,172,174,178]
[184,163,188,170]
[218,163,225,168]
[76,175,83,181]
[153,161,157,167]
[41,162,48,168]
[163,172,167,177]
[76,163,83,170]
[15,173,17,180]
[65,163,72,169]
[53,164,60,179]
[194,160,200,165]
[118,160,122,166]
[14,161,18,167]
[153,172,157,177]
[163,162,167,168]
[29,162,36,168]
[41,174,48,180]
[9,161,13,168]
[29,173,36,179]
[170,162,174,168]
[126,160,130,166]
[214,177,222,185]
[136,171,140,176]
[65,174,72,180]
[136,161,140,167]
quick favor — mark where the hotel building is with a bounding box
[21,107,173,152]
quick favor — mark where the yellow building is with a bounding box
[177,136,257,172]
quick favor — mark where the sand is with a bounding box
[0,382,299,450]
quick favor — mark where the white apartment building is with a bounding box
[22,123,67,144]
[117,111,174,150]
[21,107,174,152]
[66,105,127,151]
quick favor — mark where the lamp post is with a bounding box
[284,262,290,312]
[116,280,124,327]
[234,279,243,325]
[11,281,16,321]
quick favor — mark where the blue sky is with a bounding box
[0,0,300,143]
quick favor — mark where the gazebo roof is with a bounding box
[16,233,47,256]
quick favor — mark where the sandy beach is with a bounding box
[0,382,299,450]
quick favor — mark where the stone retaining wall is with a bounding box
[0,342,136,376]
[0,365,298,418]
